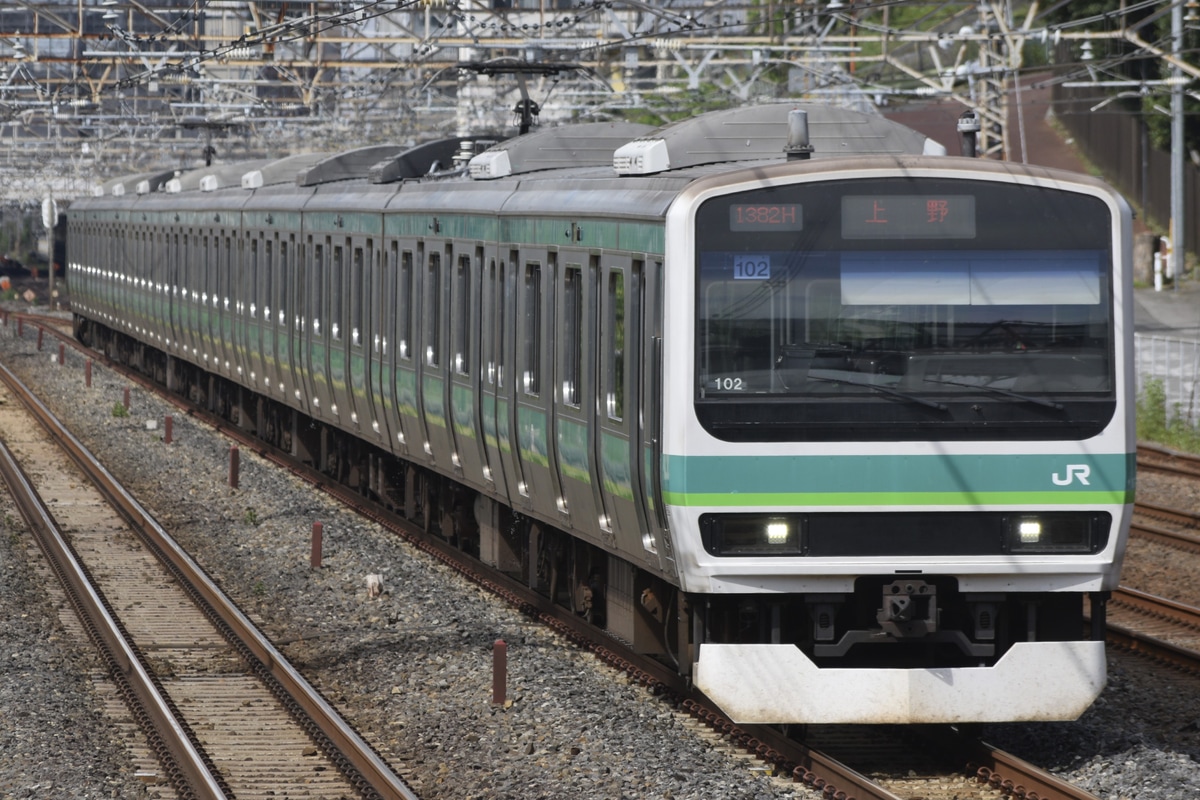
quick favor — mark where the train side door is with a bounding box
[200,231,214,362]
[479,248,511,499]
[377,239,403,454]
[149,228,164,343]
[276,234,308,413]
[364,238,392,447]
[494,250,529,511]
[347,236,374,440]
[182,231,199,362]
[597,257,653,561]
[447,245,489,490]
[328,235,355,430]
[286,235,314,417]
[244,231,265,392]
[216,227,234,379]
[553,254,603,540]
[419,243,455,470]
[513,248,566,520]
[393,242,431,464]
[640,258,674,574]
[304,235,336,418]
[169,230,184,352]
[258,233,277,401]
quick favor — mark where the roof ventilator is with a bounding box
[613,138,669,175]
[468,149,512,179]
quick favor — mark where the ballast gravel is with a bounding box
[1,311,1200,800]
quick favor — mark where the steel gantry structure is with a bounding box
[0,1,1189,205]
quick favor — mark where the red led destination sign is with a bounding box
[842,195,975,239]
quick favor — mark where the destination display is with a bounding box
[842,195,975,239]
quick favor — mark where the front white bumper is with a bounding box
[695,640,1106,724]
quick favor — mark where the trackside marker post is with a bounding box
[164,415,173,445]
[311,521,323,569]
[228,445,239,489]
[493,639,507,705]
[85,359,92,387]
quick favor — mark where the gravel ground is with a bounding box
[0,314,816,800]
[2,310,1200,800]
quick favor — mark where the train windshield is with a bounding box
[694,177,1116,442]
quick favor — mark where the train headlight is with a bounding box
[701,515,802,556]
[1018,520,1042,543]
[766,521,791,544]
[1004,513,1102,554]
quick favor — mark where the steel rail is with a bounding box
[0,360,420,800]
[0,389,228,800]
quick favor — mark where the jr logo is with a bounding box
[1052,464,1091,486]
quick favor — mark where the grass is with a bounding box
[1137,376,1200,452]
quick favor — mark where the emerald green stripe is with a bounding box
[664,490,1134,507]
[664,453,1134,495]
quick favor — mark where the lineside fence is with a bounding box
[1135,334,1200,425]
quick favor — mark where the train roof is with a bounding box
[470,103,943,179]
[80,102,947,202]
[465,121,654,179]
[93,168,177,197]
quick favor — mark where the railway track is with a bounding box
[0,359,417,800]
[1137,442,1200,479]
[1106,587,1200,675]
[3,313,1108,800]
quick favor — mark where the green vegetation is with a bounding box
[111,401,129,418]
[1137,376,1200,452]
[242,508,260,527]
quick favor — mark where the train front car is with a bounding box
[666,157,1134,724]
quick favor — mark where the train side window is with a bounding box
[351,245,364,348]
[483,259,496,385]
[425,252,442,367]
[398,250,413,360]
[382,243,396,356]
[218,234,225,308]
[204,236,212,304]
[172,233,180,298]
[606,270,625,421]
[249,237,259,317]
[522,261,542,396]
[331,243,344,341]
[277,238,289,327]
[453,254,471,376]
[223,235,231,308]
[262,239,273,322]
[312,241,324,335]
[497,260,507,388]
[562,265,582,407]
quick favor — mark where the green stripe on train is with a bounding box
[661,452,1135,507]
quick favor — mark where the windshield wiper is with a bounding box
[808,375,948,412]
[923,377,1064,411]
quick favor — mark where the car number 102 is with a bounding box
[733,254,770,280]
[713,377,744,391]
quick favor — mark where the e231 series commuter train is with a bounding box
[66,103,1134,724]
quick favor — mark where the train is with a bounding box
[65,102,1135,725]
